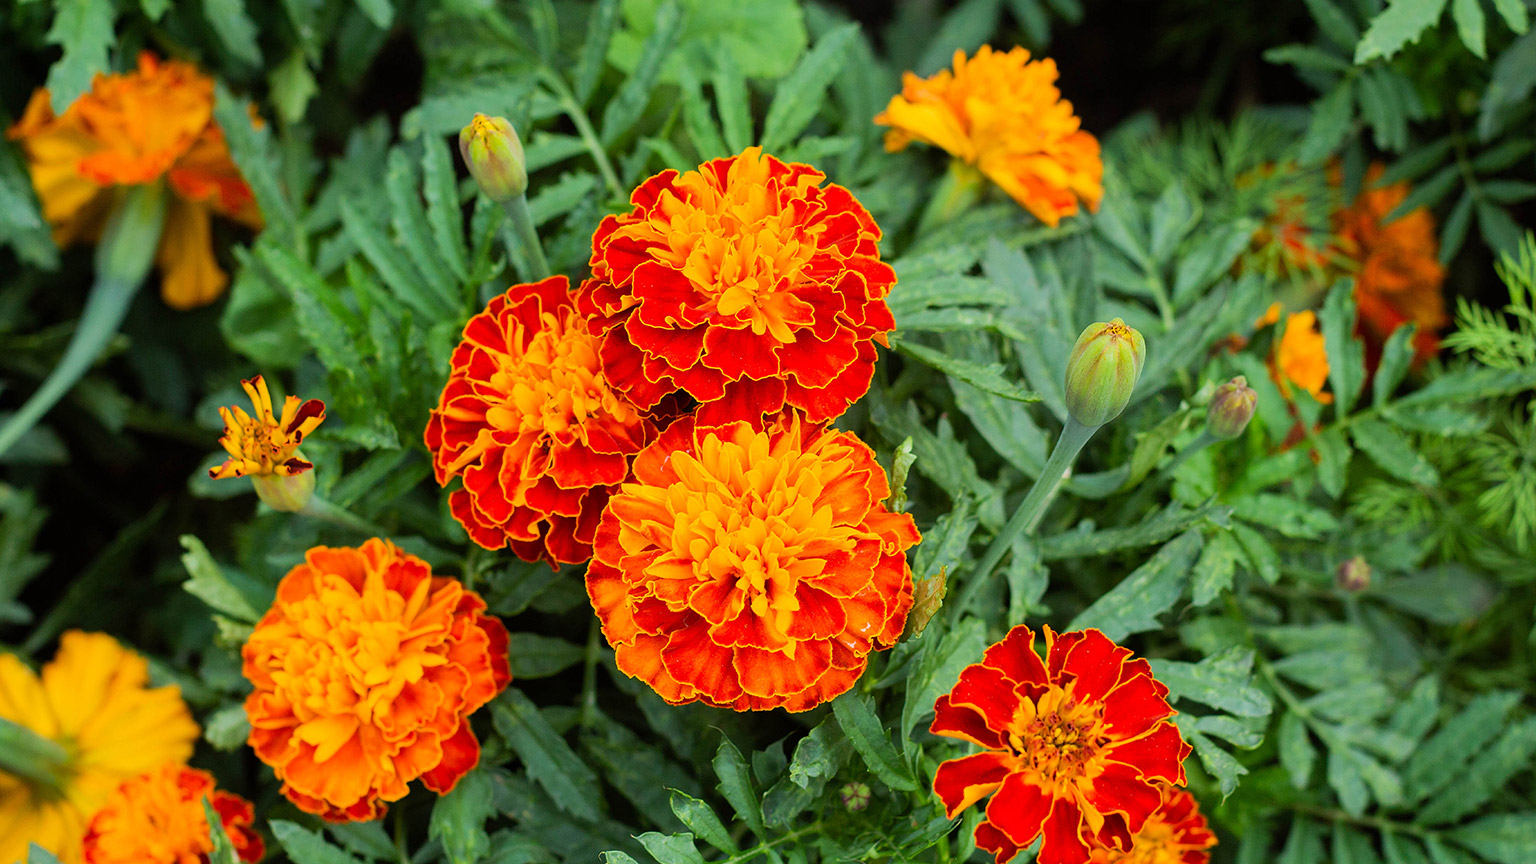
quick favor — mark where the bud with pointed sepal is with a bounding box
[1336,556,1371,592]
[1208,375,1258,439]
[1064,318,1146,427]
[459,113,527,202]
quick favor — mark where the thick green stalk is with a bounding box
[297,494,389,536]
[915,160,984,235]
[0,184,166,458]
[0,717,71,794]
[954,417,1099,617]
[501,195,551,281]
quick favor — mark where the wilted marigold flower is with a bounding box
[1333,163,1447,362]
[210,375,325,480]
[931,626,1190,864]
[426,277,655,565]
[0,632,199,864]
[1086,784,1215,864]
[1272,310,1331,404]
[876,46,1103,227]
[242,538,511,822]
[587,413,919,712]
[6,53,262,309]
[579,147,897,426]
[82,764,264,864]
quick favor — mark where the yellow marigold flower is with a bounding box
[876,45,1103,227]
[1274,310,1331,404]
[243,539,511,821]
[209,376,325,480]
[6,52,261,309]
[0,632,199,864]
[82,764,264,864]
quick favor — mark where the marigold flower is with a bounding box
[930,626,1190,864]
[578,147,896,426]
[0,632,199,864]
[82,764,264,864]
[242,538,511,822]
[426,277,655,564]
[587,413,919,712]
[1086,784,1215,864]
[210,375,325,480]
[6,53,262,309]
[1333,163,1447,362]
[1272,310,1331,404]
[876,46,1103,227]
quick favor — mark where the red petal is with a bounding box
[933,751,1013,817]
[1105,721,1191,785]
[984,772,1051,847]
[981,626,1049,689]
[974,820,1024,864]
[1101,667,1175,738]
[930,695,1009,750]
[421,721,479,793]
[1057,629,1133,703]
[949,662,1025,733]
[1036,797,1091,864]
[1083,760,1163,835]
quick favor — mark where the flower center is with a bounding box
[1008,687,1108,784]
[481,306,636,441]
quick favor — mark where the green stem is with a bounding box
[580,617,602,729]
[1159,429,1219,480]
[501,196,551,281]
[916,160,984,235]
[393,805,410,864]
[954,418,1099,617]
[542,71,625,199]
[0,717,71,794]
[298,494,389,536]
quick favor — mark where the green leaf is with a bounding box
[386,148,458,294]
[202,0,263,66]
[354,0,394,27]
[600,0,684,147]
[608,0,806,83]
[1068,529,1203,641]
[1313,427,1352,498]
[900,616,987,742]
[636,833,705,864]
[1356,0,1450,64]
[1151,648,1273,717]
[528,173,597,226]
[575,0,621,105]
[890,338,1038,403]
[1040,503,1222,561]
[1452,0,1487,56]
[1278,711,1317,789]
[507,633,585,679]
[203,702,251,750]
[1300,81,1356,164]
[1373,325,1418,405]
[1422,717,1536,824]
[1232,523,1281,584]
[202,797,239,864]
[676,66,728,160]
[759,23,860,152]
[1451,814,1536,864]
[669,792,737,854]
[1320,281,1366,415]
[831,691,918,791]
[44,0,117,114]
[1328,745,1371,815]
[341,197,449,320]
[1478,201,1525,255]
[1190,730,1248,798]
[1406,690,1520,802]
[269,49,319,125]
[325,822,394,859]
[179,535,260,622]
[214,84,302,248]
[1265,43,1355,72]
[711,47,753,154]
[491,689,603,821]
[1304,0,1363,48]
[1231,494,1339,538]
[1351,419,1439,485]
[27,845,63,864]
[430,768,495,864]
[1190,529,1242,606]
[1491,0,1531,31]
[272,821,364,864]
[1479,30,1536,139]
[712,739,768,842]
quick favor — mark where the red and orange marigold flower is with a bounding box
[578,147,897,426]
[587,413,919,712]
[82,764,264,864]
[242,538,511,822]
[931,626,1190,864]
[876,46,1103,227]
[1087,784,1216,864]
[6,53,262,309]
[209,375,326,480]
[426,276,655,565]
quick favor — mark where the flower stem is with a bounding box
[501,195,551,281]
[541,71,624,199]
[580,617,602,729]
[954,418,1099,617]
[297,494,388,536]
[1159,429,1219,480]
[0,717,71,795]
[916,160,984,235]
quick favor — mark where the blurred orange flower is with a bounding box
[1087,784,1215,864]
[579,147,896,426]
[6,53,262,309]
[876,46,1103,226]
[83,764,264,864]
[426,277,655,565]
[1334,163,1447,362]
[587,413,919,712]
[209,375,325,480]
[0,632,199,864]
[1272,309,1331,404]
[242,539,510,822]
[930,626,1190,864]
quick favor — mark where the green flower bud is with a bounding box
[1207,375,1257,439]
[1336,556,1371,593]
[251,459,316,513]
[840,781,871,812]
[1064,318,1145,427]
[459,113,527,202]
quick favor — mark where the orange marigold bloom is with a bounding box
[426,277,655,565]
[209,375,325,479]
[578,147,897,426]
[82,764,264,864]
[1333,163,1447,362]
[242,539,511,822]
[6,53,262,309]
[0,632,199,864]
[931,626,1191,864]
[587,413,919,712]
[876,46,1103,227]
[1087,784,1216,864]
[1272,310,1332,404]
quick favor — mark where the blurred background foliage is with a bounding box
[1,0,1535,862]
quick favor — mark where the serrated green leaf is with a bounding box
[1152,648,1273,717]
[203,702,251,751]
[1452,0,1487,56]
[202,797,239,864]
[1300,81,1356,164]
[636,833,704,864]
[491,689,603,821]
[759,23,860,152]
[386,148,458,295]
[272,820,364,864]
[507,633,584,679]
[575,0,621,105]
[179,535,260,622]
[1491,0,1530,31]
[890,338,1038,403]
[44,0,116,114]
[1421,716,1536,823]
[215,84,302,248]
[831,691,918,791]
[1373,325,1418,404]
[1190,529,1242,606]
[600,0,683,147]
[422,135,470,283]
[430,768,495,864]
[712,739,766,840]
[1406,690,1519,802]
[1313,427,1352,498]
[1451,813,1536,864]
[1278,711,1316,790]
[1351,419,1439,485]
[669,792,737,854]
[202,0,263,66]
[1305,0,1363,48]
[1320,281,1366,415]
[1356,0,1450,64]
[1190,730,1247,798]
[1068,529,1203,641]
[1232,493,1340,538]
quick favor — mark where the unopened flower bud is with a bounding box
[1336,556,1371,592]
[1207,376,1257,439]
[251,462,316,513]
[903,568,947,640]
[1064,318,1145,427]
[840,781,871,812]
[459,113,527,201]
